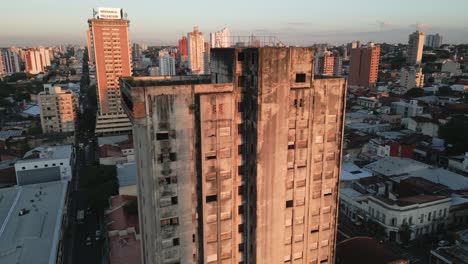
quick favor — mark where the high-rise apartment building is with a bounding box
[317,52,334,76]
[425,34,443,49]
[333,56,343,76]
[158,54,176,76]
[210,27,230,48]
[25,47,51,74]
[400,67,424,91]
[187,26,205,74]
[88,7,133,135]
[86,30,95,66]
[38,85,77,133]
[132,43,142,66]
[348,43,380,87]
[407,31,425,65]
[178,36,188,62]
[121,47,346,264]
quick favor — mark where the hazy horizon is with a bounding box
[1,0,467,47]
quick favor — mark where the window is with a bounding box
[60,163,63,165]
[34,165,38,168]
[173,238,180,246]
[286,200,293,208]
[428,212,431,221]
[171,196,178,205]
[237,52,245,61]
[239,243,244,252]
[52,164,56,166]
[295,73,306,83]
[156,132,169,140]
[206,195,217,203]
[238,224,244,233]
[45,164,48,167]
[420,214,424,223]
[238,205,244,215]
[288,144,295,150]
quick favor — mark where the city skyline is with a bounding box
[1,0,468,46]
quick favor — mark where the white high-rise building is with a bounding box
[158,54,176,76]
[426,34,443,49]
[187,26,205,74]
[407,31,425,65]
[210,27,230,48]
[25,47,51,74]
[400,66,424,91]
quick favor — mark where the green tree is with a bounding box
[438,86,453,96]
[406,88,425,98]
[399,223,412,244]
[439,117,468,154]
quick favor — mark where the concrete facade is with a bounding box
[121,47,347,264]
[400,67,424,91]
[348,44,380,87]
[407,31,425,65]
[38,86,77,133]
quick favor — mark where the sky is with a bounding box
[1,0,468,47]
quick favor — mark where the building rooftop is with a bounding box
[341,162,373,182]
[117,163,136,188]
[0,130,23,141]
[121,75,211,88]
[0,181,68,264]
[98,135,131,146]
[16,145,72,164]
[336,237,408,264]
[21,105,40,117]
[364,157,429,176]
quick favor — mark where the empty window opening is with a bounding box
[296,73,306,83]
[206,195,218,203]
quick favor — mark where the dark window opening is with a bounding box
[238,186,245,195]
[288,144,295,150]
[156,132,169,140]
[169,152,177,161]
[239,243,245,252]
[173,238,180,246]
[238,52,245,61]
[296,73,306,83]
[171,196,178,205]
[238,224,244,233]
[206,195,217,203]
[324,193,332,196]
[206,155,216,160]
[286,200,293,208]
[238,204,244,214]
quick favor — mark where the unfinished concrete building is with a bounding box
[121,47,347,264]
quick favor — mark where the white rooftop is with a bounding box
[364,157,429,176]
[0,181,68,264]
[16,145,72,164]
[367,157,468,191]
[341,162,372,181]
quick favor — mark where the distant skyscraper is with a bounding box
[349,43,380,87]
[0,53,5,76]
[317,51,335,76]
[187,26,205,74]
[425,34,443,49]
[1,49,21,74]
[88,7,132,135]
[132,43,142,66]
[210,27,230,48]
[121,47,346,264]
[407,31,425,65]
[25,47,51,74]
[158,54,176,76]
[178,36,188,62]
[333,55,343,76]
[347,41,360,58]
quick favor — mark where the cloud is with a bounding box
[371,21,393,29]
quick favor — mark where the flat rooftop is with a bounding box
[17,145,72,164]
[117,163,136,187]
[0,181,68,264]
[121,75,212,88]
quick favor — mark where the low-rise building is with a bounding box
[98,135,134,165]
[0,180,68,264]
[117,162,137,196]
[356,96,379,108]
[430,229,468,264]
[391,100,423,118]
[406,116,440,137]
[14,145,73,185]
[441,59,462,76]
